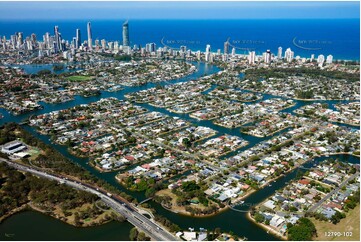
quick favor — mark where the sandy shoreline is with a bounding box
[246,211,287,240]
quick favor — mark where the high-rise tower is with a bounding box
[122,20,129,46]
[277,47,282,59]
[87,22,92,50]
[224,40,230,55]
[76,29,81,49]
[54,26,62,52]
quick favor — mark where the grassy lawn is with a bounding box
[156,189,209,214]
[65,203,113,226]
[67,75,92,82]
[27,147,41,159]
[312,204,360,241]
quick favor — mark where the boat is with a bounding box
[5,233,15,238]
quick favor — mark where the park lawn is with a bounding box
[67,75,93,82]
[311,204,360,241]
[156,189,209,215]
[27,147,41,160]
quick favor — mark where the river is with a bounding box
[0,62,359,240]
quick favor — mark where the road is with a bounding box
[0,158,179,241]
[308,172,360,213]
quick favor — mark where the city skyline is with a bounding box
[1,19,356,61]
[0,1,359,20]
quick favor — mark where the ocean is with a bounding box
[0,19,359,60]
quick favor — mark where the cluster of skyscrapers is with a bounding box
[0,20,130,56]
[246,46,333,66]
[0,22,334,65]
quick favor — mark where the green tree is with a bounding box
[287,218,316,241]
[254,212,265,223]
[129,227,138,241]
[145,187,156,198]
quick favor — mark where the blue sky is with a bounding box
[0,1,359,20]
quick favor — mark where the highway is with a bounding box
[307,172,360,213]
[0,158,179,241]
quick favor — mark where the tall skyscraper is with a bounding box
[122,20,129,46]
[17,32,23,48]
[205,44,211,62]
[180,45,186,53]
[277,47,282,59]
[30,33,37,45]
[45,32,51,49]
[248,51,256,65]
[76,29,81,49]
[224,40,230,55]
[326,55,333,64]
[71,37,76,48]
[101,39,106,50]
[196,50,201,60]
[18,32,24,45]
[317,54,325,64]
[95,39,100,49]
[265,50,272,64]
[145,43,156,53]
[10,34,17,49]
[114,41,119,50]
[87,22,92,50]
[54,26,62,52]
[284,48,294,63]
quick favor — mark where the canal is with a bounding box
[0,62,359,240]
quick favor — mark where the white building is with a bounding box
[310,54,315,62]
[205,44,211,62]
[317,54,325,65]
[265,50,272,64]
[326,54,333,64]
[277,46,282,59]
[1,141,27,155]
[284,48,294,63]
[196,50,201,60]
[248,51,256,65]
